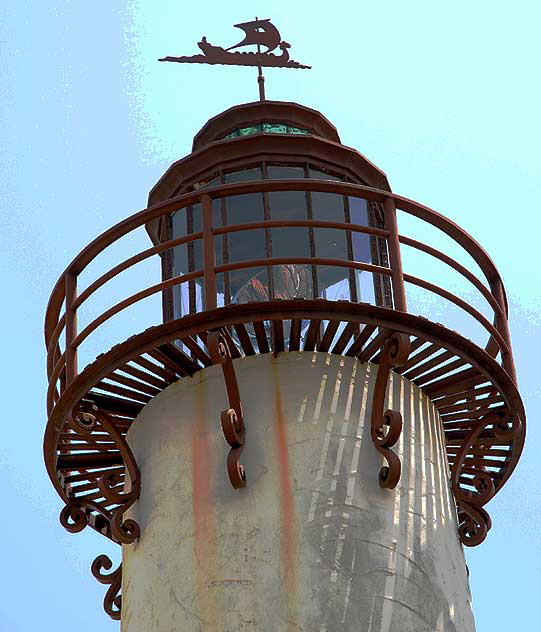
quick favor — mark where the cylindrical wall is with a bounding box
[122,352,475,631]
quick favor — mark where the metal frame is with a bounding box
[44,163,524,619]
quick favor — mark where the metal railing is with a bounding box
[45,180,515,413]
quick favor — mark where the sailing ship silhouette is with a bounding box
[159,19,311,69]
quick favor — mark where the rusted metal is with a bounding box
[451,408,521,546]
[207,331,246,488]
[159,19,311,70]
[59,402,140,544]
[370,332,411,488]
[91,555,122,620]
[202,194,217,310]
[45,300,524,550]
[383,198,407,311]
[64,271,78,385]
[191,101,341,151]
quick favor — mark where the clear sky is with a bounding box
[1,1,540,630]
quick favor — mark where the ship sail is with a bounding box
[226,19,282,53]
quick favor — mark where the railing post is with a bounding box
[64,270,78,385]
[383,196,407,312]
[202,194,217,310]
[490,278,517,383]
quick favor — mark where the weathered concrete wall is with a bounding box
[122,352,475,631]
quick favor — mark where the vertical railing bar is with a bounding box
[383,196,407,312]
[64,270,78,386]
[343,194,359,303]
[160,214,174,322]
[261,161,275,301]
[490,278,517,383]
[202,194,217,311]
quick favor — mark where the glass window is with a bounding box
[287,125,310,135]
[172,210,188,274]
[309,168,342,181]
[271,227,310,258]
[267,166,305,179]
[193,176,220,190]
[222,123,310,140]
[226,193,264,225]
[230,266,270,304]
[269,190,307,219]
[190,203,202,233]
[239,125,262,137]
[267,168,307,220]
[314,227,347,260]
[228,228,266,263]
[316,266,352,301]
[224,167,263,183]
[311,192,345,222]
[263,122,287,134]
[348,197,370,263]
[272,264,313,299]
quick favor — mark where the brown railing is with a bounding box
[45,179,515,413]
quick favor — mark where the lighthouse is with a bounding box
[43,22,524,632]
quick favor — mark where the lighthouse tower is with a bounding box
[44,99,524,631]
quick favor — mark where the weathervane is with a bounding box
[159,18,311,100]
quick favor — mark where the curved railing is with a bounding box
[45,179,516,414]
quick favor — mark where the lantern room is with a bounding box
[146,101,394,330]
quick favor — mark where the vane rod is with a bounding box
[256,17,266,101]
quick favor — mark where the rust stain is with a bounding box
[191,381,218,626]
[273,368,299,622]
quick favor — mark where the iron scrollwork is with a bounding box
[451,408,521,546]
[91,555,122,621]
[370,332,411,489]
[59,402,141,544]
[207,330,246,489]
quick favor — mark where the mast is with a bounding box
[256,17,266,101]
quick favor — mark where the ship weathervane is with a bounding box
[159,18,311,100]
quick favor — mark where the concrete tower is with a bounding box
[44,100,525,631]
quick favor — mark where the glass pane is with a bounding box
[349,197,371,264]
[268,190,307,219]
[215,272,228,305]
[171,208,188,239]
[311,192,345,222]
[212,198,222,227]
[263,122,287,134]
[192,240,203,272]
[226,193,264,225]
[194,176,220,190]
[214,234,224,265]
[173,280,203,318]
[238,125,262,136]
[267,166,306,179]
[190,203,202,233]
[271,227,310,258]
[224,167,263,183]
[314,227,347,260]
[316,266,352,301]
[309,168,342,181]
[287,125,310,135]
[173,243,188,276]
[230,266,270,304]
[173,283,190,318]
[349,196,369,225]
[355,270,376,305]
[272,264,313,300]
[172,210,189,275]
[228,228,266,263]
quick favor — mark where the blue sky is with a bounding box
[1,1,540,630]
